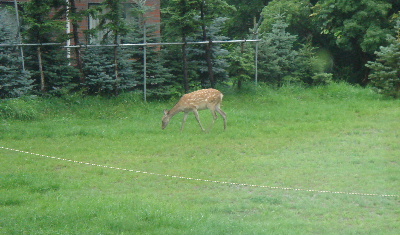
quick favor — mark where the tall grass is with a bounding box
[1,83,399,234]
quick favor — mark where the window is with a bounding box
[88,3,105,44]
[87,2,135,44]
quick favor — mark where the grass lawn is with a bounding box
[1,83,399,234]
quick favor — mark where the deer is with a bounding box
[162,88,227,132]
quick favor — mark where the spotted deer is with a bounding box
[162,88,227,131]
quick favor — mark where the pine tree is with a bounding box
[163,0,202,93]
[190,17,230,88]
[68,0,86,84]
[0,8,33,98]
[366,19,400,98]
[122,1,174,98]
[198,0,234,88]
[98,0,129,95]
[163,0,233,91]
[22,0,79,94]
[82,45,136,95]
[226,43,255,89]
[258,16,298,86]
[292,44,333,86]
[83,1,173,97]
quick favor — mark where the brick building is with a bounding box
[0,0,161,43]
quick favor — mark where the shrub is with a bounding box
[0,98,40,120]
[311,72,333,85]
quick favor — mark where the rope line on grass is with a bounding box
[1,146,398,198]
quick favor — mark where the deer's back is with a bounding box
[179,89,223,111]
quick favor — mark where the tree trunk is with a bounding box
[200,1,215,88]
[237,77,242,89]
[68,0,85,84]
[206,39,215,87]
[114,34,119,96]
[182,36,189,93]
[37,46,45,92]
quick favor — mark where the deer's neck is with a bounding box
[168,103,184,117]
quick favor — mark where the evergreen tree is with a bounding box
[198,0,234,88]
[83,1,173,97]
[84,0,136,96]
[163,0,201,92]
[189,17,230,88]
[0,8,33,98]
[163,1,231,90]
[101,0,128,95]
[258,16,298,86]
[292,44,333,86]
[226,43,255,89]
[162,18,230,91]
[22,0,79,94]
[122,1,174,98]
[67,0,86,84]
[366,19,400,98]
[82,45,136,95]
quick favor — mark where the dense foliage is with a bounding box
[0,0,399,98]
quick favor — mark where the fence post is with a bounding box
[143,20,147,102]
[13,0,25,71]
[255,33,259,86]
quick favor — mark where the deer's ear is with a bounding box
[164,109,169,115]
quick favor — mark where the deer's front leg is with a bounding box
[181,112,189,131]
[193,110,206,132]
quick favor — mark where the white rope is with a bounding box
[1,146,398,198]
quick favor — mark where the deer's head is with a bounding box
[162,110,171,130]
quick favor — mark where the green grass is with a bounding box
[1,83,399,234]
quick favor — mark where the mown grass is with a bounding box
[1,83,399,234]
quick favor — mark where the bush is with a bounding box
[311,73,333,85]
[0,98,41,120]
